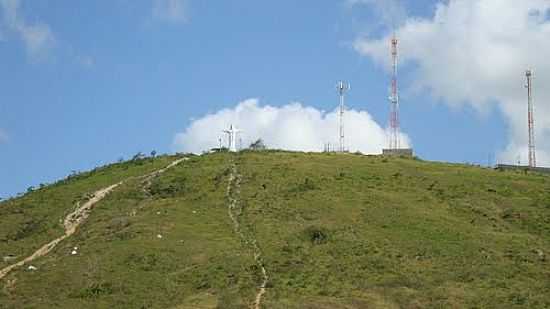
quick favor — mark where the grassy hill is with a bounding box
[1,152,549,308]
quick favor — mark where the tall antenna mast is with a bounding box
[389,33,400,150]
[337,81,350,153]
[526,69,536,167]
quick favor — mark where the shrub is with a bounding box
[73,282,114,298]
[291,178,317,193]
[303,226,330,245]
[249,139,267,151]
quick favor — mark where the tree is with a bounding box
[150,150,157,158]
[132,152,145,161]
[249,139,266,151]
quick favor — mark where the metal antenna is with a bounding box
[336,81,350,153]
[525,69,536,167]
[389,32,400,150]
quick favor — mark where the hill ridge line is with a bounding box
[0,157,188,281]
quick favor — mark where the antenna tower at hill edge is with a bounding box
[337,81,350,153]
[382,32,413,157]
[526,69,536,168]
[389,33,400,150]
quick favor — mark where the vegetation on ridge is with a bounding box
[0,152,549,308]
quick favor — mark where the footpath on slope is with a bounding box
[0,157,188,281]
[226,161,269,309]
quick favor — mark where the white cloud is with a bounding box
[152,0,189,23]
[354,0,550,166]
[0,0,55,59]
[173,99,410,154]
[19,22,54,56]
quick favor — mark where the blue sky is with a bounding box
[3,0,540,198]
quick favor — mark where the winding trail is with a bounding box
[0,157,187,281]
[226,162,269,309]
[141,157,188,187]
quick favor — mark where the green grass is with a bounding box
[0,156,177,262]
[1,152,549,308]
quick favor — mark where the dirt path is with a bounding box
[226,162,269,309]
[140,157,189,196]
[0,157,187,281]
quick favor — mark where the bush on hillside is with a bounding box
[249,139,267,151]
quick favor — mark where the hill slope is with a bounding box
[1,152,549,308]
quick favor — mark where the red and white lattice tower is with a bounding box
[389,33,400,150]
[526,69,536,167]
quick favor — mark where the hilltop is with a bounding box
[0,152,549,308]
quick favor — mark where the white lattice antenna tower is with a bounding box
[525,69,536,167]
[337,81,350,153]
